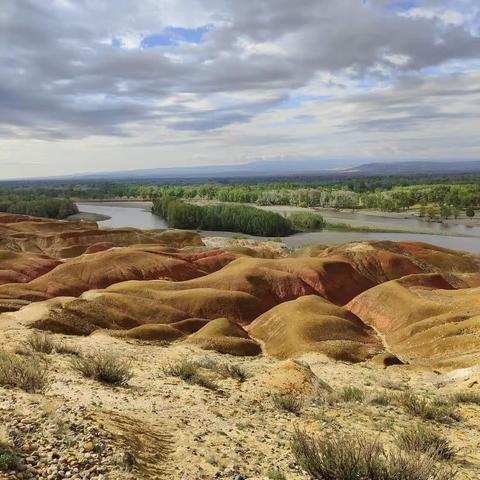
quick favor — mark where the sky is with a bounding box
[0,0,479,179]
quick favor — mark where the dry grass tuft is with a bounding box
[25,331,80,356]
[217,363,251,382]
[400,393,461,424]
[451,390,480,405]
[0,351,49,393]
[340,386,365,403]
[26,332,56,354]
[395,424,456,460]
[272,393,303,415]
[368,391,394,406]
[71,351,133,386]
[266,468,287,480]
[291,428,456,480]
[163,359,218,391]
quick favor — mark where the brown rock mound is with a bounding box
[0,247,237,311]
[248,295,383,362]
[347,273,480,368]
[0,251,61,285]
[96,324,185,342]
[185,318,261,356]
[253,359,332,396]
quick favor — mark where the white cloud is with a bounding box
[0,0,479,178]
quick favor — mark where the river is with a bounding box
[76,201,480,253]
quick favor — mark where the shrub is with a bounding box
[369,391,394,406]
[395,424,455,460]
[26,332,56,354]
[163,359,218,390]
[25,332,80,356]
[451,391,480,405]
[54,341,80,356]
[266,468,287,480]
[400,393,461,424]
[291,428,456,480]
[272,394,303,415]
[340,386,365,403]
[289,212,325,231]
[217,363,251,382]
[0,351,50,393]
[71,351,133,386]
[0,451,20,471]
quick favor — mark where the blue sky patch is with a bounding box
[141,25,212,48]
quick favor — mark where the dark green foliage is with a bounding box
[465,206,475,217]
[0,195,77,219]
[0,451,20,471]
[289,212,325,231]
[152,195,294,236]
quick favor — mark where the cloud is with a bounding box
[0,0,479,176]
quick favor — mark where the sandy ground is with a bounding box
[1,318,479,479]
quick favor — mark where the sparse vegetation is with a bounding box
[0,351,50,393]
[0,451,20,472]
[400,393,461,424]
[368,391,394,406]
[217,363,251,382]
[272,393,303,414]
[163,359,218,390]
[340,386,365,403]
[395,424,456,460]
[291,427,456,480]
[451,390,480,405]
[71,351,133,386]
[25,332,80,356]
[266,468,287,480]
[26,332,56,354]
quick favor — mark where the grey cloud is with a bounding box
[0,0,479,139]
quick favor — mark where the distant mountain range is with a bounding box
[6,159,480,182]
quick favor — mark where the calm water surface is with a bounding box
[76,202,480,253]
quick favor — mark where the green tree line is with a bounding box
[152,196,312,236]
[0,196,78,219]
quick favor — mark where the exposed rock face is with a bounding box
[248,295,383,362]
[1,215,480,366]
[0,213,204,257]
[0,250,61,285]
[0,247,236,310]
[186,318,262,356]
[347,274,480,368]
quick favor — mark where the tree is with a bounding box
[439,204,452,219]
[426,206,437,220]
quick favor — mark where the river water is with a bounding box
[76,202,480,253]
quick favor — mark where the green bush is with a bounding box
[288,212,325,231]
[153,195,294,236]
[340,386,365,403]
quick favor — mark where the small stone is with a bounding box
[83,442,95,453]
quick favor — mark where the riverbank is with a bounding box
[67,211,111,222]
[74,201,480,253]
